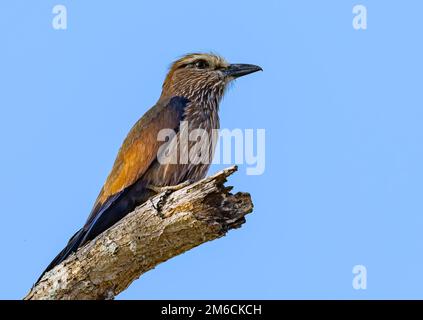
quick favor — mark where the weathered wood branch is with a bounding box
[24,166,253,300]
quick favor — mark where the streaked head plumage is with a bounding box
[161,53,262,103]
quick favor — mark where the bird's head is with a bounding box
[161,53,262,103]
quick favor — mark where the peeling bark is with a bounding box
[24,166,253,300]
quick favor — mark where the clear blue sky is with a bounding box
[1,1,423,299]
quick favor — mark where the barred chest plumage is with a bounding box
[143,97,221,187]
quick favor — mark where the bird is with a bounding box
[36,53,262,283]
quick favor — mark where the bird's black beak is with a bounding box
[224,64,263,79]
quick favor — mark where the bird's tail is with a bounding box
[35,228,86,284]
[36,179,152,285]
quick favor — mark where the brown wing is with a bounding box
[88,96,188,222]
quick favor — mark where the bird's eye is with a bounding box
[194,60,209,69]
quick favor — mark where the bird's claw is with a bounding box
[150,197,166,219]
[148,181,192,218]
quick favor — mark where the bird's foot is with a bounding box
[146,180,192,194]
[148,180,192,218]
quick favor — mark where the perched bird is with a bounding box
[37,53,261,283]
